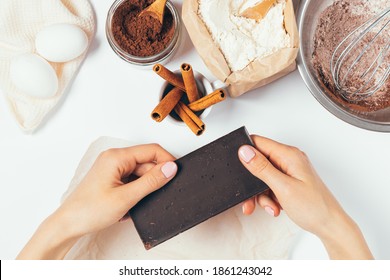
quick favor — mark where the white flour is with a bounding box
[198,0,290,72]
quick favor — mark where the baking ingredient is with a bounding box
[312,0,390,111]
[152,87,184,122]
[153,64,185,91]
[10,54,58,98]
[151,63,227,135]
[198,0,291,72]
[188,89,226,111]
[129,126,269,249]
[111,0,175,57]
[35,24,88,63]
[174,102,205,136]
[181,63,200,103]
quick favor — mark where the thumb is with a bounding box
[238,145,289,195]
[123,161,178,204]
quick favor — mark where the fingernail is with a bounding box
[239,146,256,163]
[242,204,247,214]
[265,206,275,217]
[161,162,177,178]
[119,216,129,223]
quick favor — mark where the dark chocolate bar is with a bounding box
[129,126,269,249]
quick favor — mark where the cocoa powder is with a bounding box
[112,0,175,57]
[312,0,390,112]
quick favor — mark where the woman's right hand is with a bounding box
[238,135,373,260]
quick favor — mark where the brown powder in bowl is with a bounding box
[312,0,390,112]
[111,0,175,57]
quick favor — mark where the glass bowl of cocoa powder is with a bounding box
[106,0,181,68]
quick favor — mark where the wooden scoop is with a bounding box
[240,0,276,21]
[139,0,168,25]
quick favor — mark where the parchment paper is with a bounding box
[63,137,299,259]
[182,0,299,97]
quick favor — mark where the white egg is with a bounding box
[10,54,58,98]
[35,23,88,63]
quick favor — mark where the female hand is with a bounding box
[17,144,177,259]
[238,135,373,259]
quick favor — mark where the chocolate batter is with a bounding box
[312,0,389,111]
[112,0,175,57]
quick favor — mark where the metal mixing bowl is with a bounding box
[296,0,390,132]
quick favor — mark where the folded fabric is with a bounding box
[63,137,299,260]
[0,0,95,132]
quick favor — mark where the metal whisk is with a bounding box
[331,7,390,101]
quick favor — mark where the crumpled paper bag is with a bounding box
[0,0,95,132]
[182,0,299,97]
[63,136,299,260]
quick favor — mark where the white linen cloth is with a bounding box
[63,137,299,260]
[0,0,95,132]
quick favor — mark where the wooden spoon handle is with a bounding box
[139,0,168,24]
[240,0,276,21]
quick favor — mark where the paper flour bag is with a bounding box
[182,0,299,97]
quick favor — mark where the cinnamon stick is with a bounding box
[153,64,186,92]
[188,89,227,112]
[151,87,184,122]
[181,63,200,103]
[175,102,205,136]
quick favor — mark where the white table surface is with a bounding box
[1,0,389,260]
